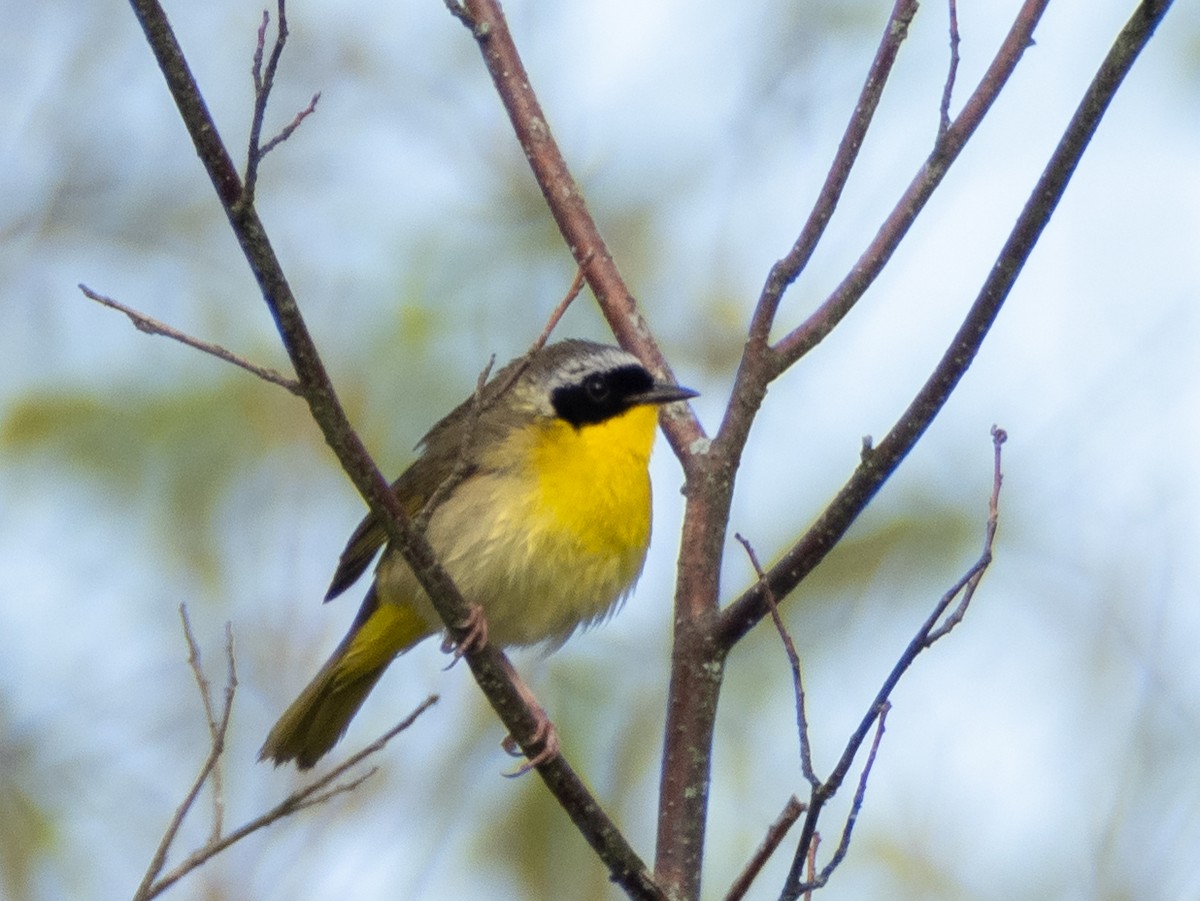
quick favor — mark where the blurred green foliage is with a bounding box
[1,379,319,583]
[0,714,56,901]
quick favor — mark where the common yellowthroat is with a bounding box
[260,339,697,768]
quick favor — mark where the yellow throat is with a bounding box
[529,402,658,559]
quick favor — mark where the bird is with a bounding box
[259,339,697,769]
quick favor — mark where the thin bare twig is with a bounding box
[260,91,321,158]
[414,259,586,537]
[180,611,236,842]
[137,696,438,900]
[938,0,962,139]
[532,262,589,352]
[243,1,319,199]
[471,261,592,418]
[203,624,235,841]
[803,833,819,901]
[244,0,314,200]
[926,425,1005,644]
[251,8,270,90]
[778,428,1006,897]
[133,606,238,901]
[730,531,892,899]
[80,284,301,394]
[482,261,590,411]
[723,796,805,901]
[415,264,587,565]
[414,355,496,534]
[734,534,817,788]
[787,704,890,897]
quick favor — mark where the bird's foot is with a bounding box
[502,709,560,778]
[440,603,489,668]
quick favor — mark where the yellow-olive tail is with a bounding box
[259,590,431,769]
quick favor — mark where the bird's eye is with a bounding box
[584,373,610,402]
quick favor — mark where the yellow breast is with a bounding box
[378,404,661,647]
[527,403,657,559]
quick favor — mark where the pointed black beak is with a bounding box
[636,381,700,406]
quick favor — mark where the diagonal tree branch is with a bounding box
[451,0,705,465]
[744,0,919,356]
[770,0,1047,369]
[724,795,805,901]
[717,0,1049,496]
[718,0,1176,649]
[124,2,663,896]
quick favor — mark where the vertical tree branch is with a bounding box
[938,0,962,139]
[656,4,1051,896]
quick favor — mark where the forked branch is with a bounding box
[133,607,436,901]
[719,0,1176,648]
[779,426,1005,898]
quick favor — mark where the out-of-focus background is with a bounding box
[2,1,1197,898]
